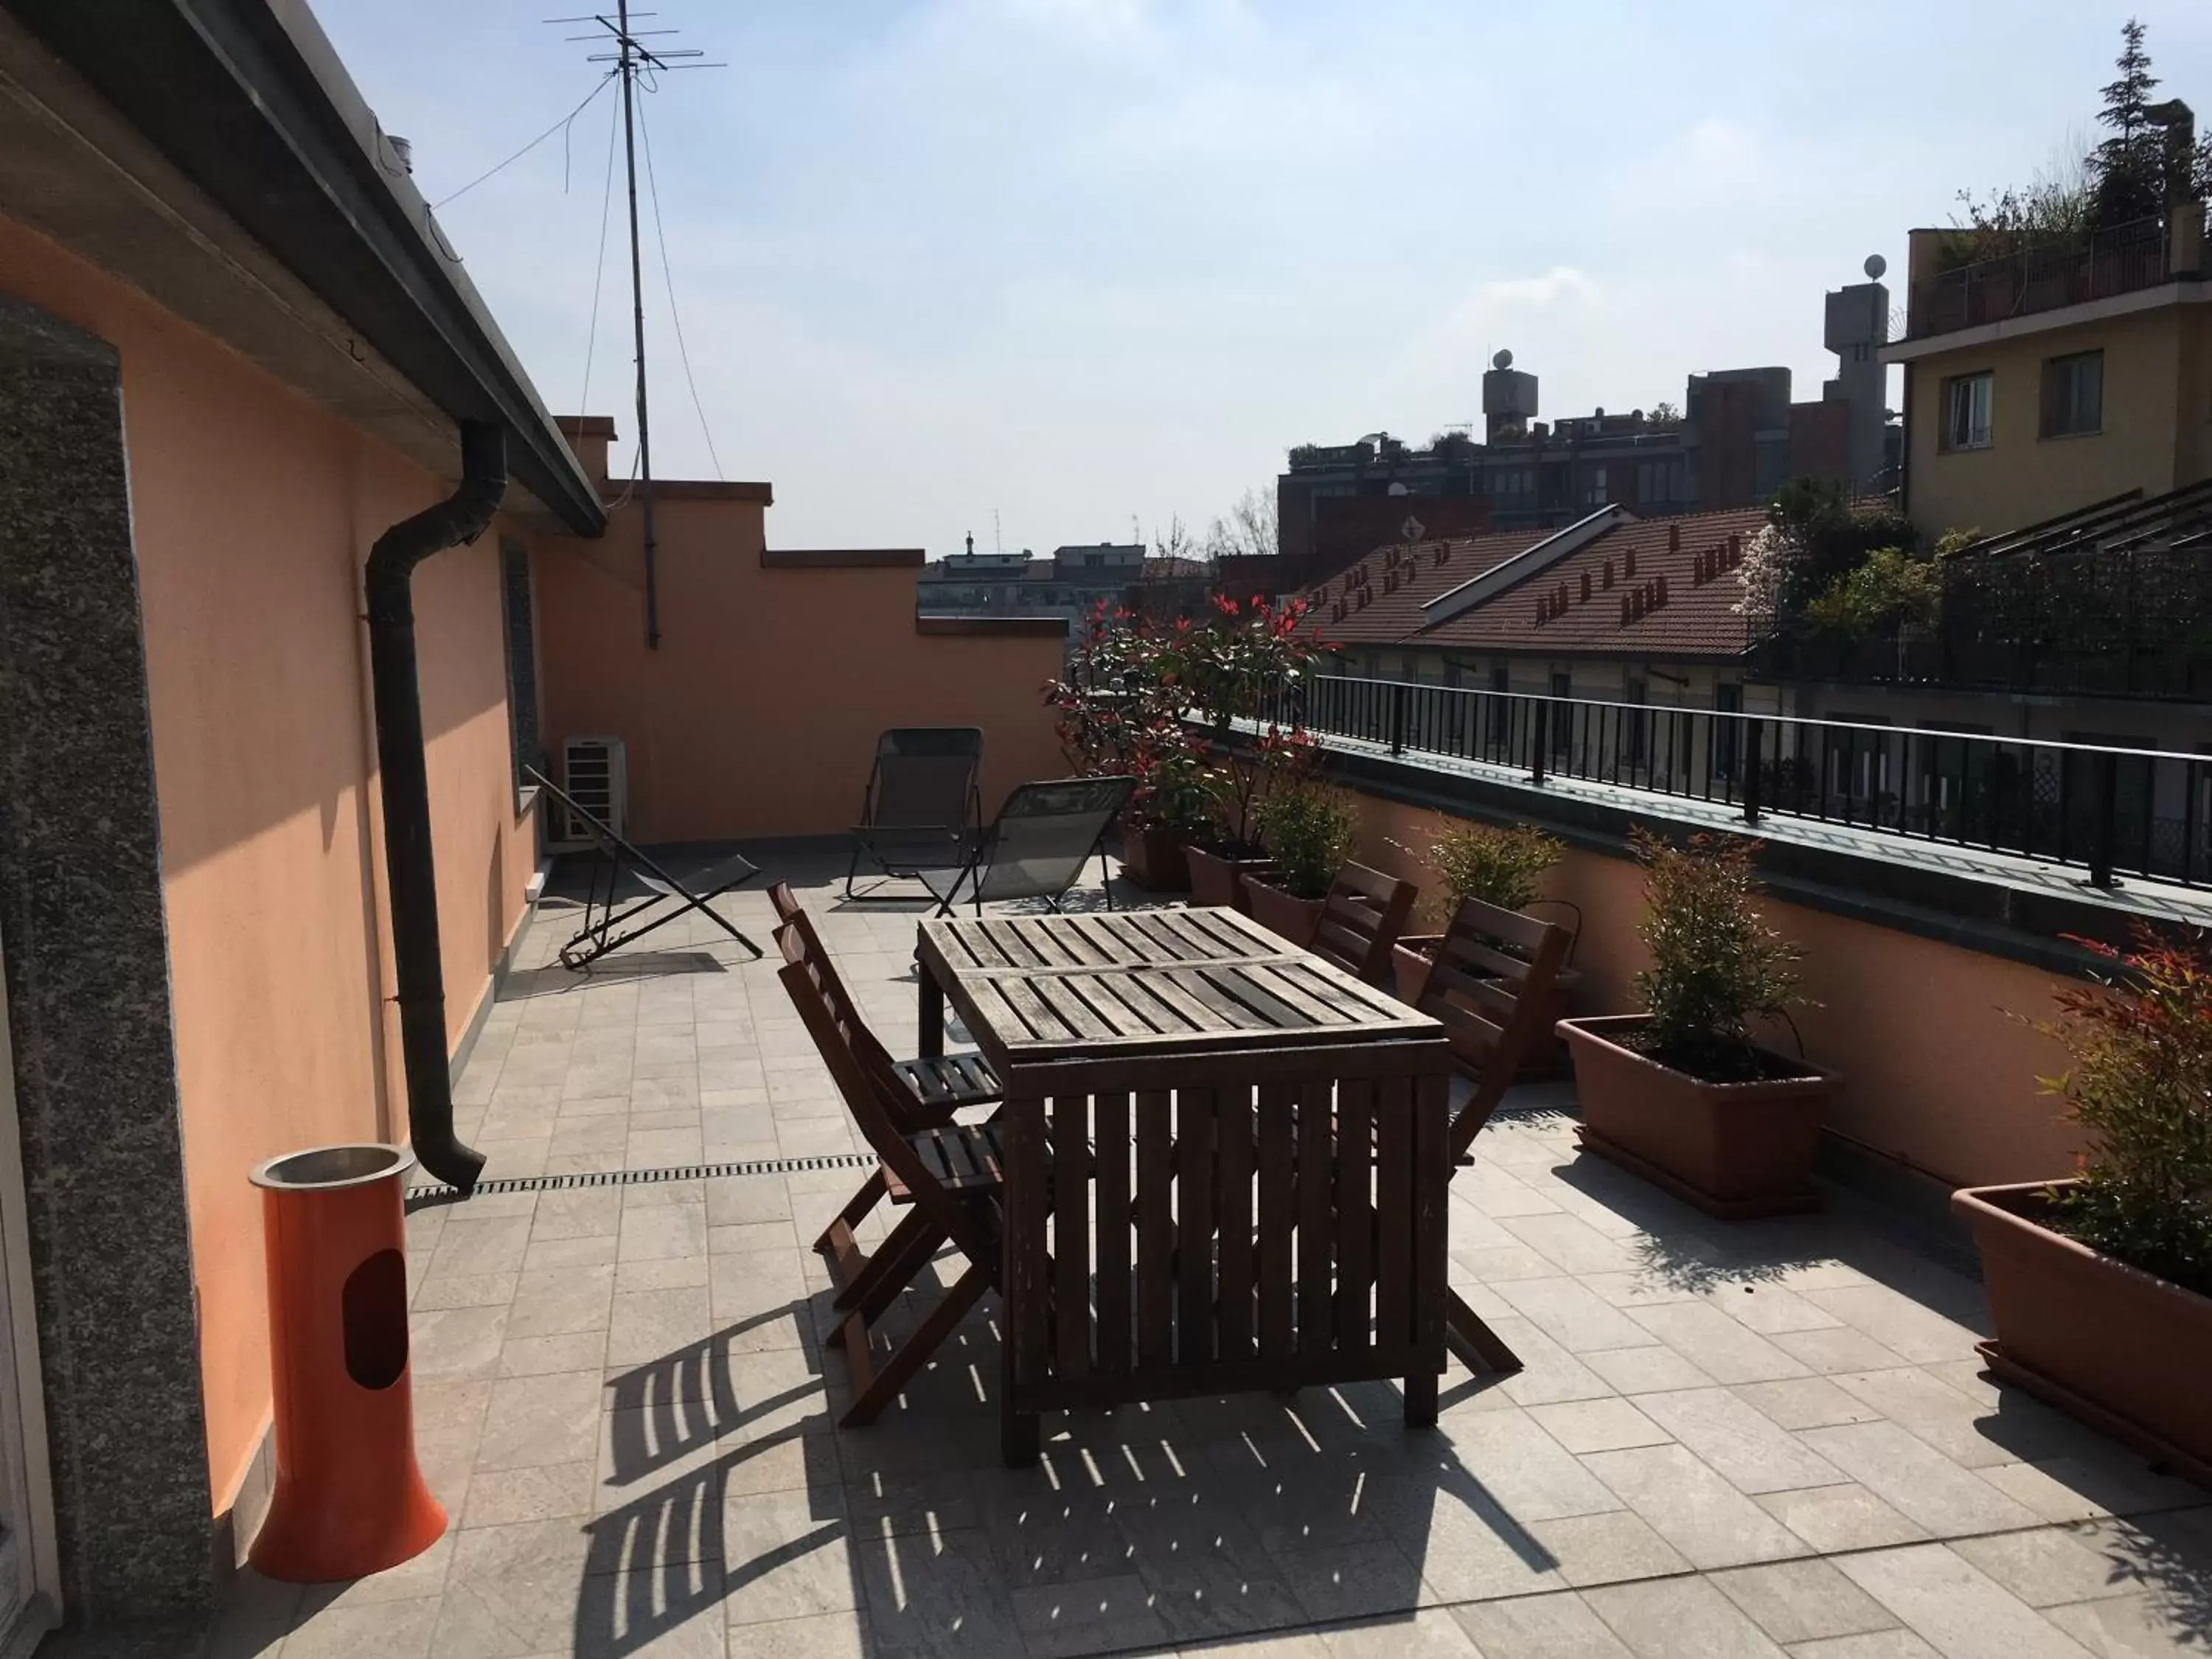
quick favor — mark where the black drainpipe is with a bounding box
[366,420,507,1194]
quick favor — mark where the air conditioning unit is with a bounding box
[552,735,627,848]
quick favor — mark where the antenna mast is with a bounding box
[617,0,658,648]
[556,5,720,650]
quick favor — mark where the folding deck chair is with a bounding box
[917,775,1135,917]
[1413,895,1573,1377]
[1308,861,1419,982]
[766,886,1001,1278]
[525,765,764,970]
[846,728,985,901]
[775,922,1007,1427]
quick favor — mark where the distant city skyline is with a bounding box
[317,0,2209,558]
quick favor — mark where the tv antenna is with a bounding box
[549,4,722,649]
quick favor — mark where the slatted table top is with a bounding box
[917,905,1440,1065]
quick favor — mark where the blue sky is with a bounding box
[318,0,2208,557]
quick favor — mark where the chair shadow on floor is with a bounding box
[571,1262,1562,1659]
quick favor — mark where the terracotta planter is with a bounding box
[1119,827,1192,894]
[1560,1014,1832,1219]
[1953,1180,2212,1487]
[1242,877,1325,948]
[1392,936,1444,1004]
[1186,847,1274,911]
[1393,939,1581,1079]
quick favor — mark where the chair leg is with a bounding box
[842,1209,946,1320]
[1444,1287,1523,1376]
[838,1261,990,1427]
[813,1170,888,1289]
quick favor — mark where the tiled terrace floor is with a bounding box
[222,855,2212,1659]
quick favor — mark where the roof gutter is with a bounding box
[366,420,505,1194]
[2,0,604,535]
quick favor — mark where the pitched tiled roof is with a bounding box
[1298,528,1548,646]
[1422,507,1770,658]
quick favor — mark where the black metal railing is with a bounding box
[1907,215,2170,340]
[1270,674,2212,891]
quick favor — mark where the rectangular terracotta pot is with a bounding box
[1186,846,1273,911]
[1953,1180,2212,1486]
[1119,827,1192,893]
[1242,876,1324,948]
[1392,936,1444,1004]
[1560,1014,1831,1218]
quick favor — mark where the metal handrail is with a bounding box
[1265,673,2211,891]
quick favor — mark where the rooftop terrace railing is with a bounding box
[1907,215,2171,340]
[1272,673,2212,891]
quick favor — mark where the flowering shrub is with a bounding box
[1047,591,1329,850]
[2037,928,2212,1296]
[1044,604,1215,836]
[1733,522,1801,627]
[1631,829,1806,1079]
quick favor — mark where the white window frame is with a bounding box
[1941,371,1993,452]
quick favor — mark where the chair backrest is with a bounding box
[768,881,802,925]
[865,728,984,830]
[1419,896,1572,1158]
[773,928,994,1262]
[968,776,1135,904]
[769,907,932,1127]
[1310,862,1418,981]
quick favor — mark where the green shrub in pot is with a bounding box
[2034,928,2212,1296]
[1631,827,1807,1082]
[1253,783,1360,901]
[1397,821,1562,925]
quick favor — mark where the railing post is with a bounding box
[2089,749,2118,888]
[1529,698,1548,786]
[1743,717,1761,824]
[1389,682,1408,757]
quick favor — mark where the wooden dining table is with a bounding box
[914,905,1454,1465]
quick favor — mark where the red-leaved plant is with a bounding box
[2037,926,2212,1297]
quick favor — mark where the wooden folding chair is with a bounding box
[1415,896,1573,1377]
[775,925,1006,1426]
[768,894,1000,1290]
[1308,862,1418,981]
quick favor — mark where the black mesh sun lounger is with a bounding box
[525,765,763,970]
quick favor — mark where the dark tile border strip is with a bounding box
[404,1152,877,1209]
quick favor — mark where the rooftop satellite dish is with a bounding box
[1492,349,1514,371]
[1864,254,1888,280]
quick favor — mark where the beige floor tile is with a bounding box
[281,1595,443,1659]
[1731,1379,1885,1432]
[459,1461,598,1528]
[1525,1510,1691,1587]
[1834,1543,2096,1659]
[1709,1559,1900,1646]
[1950,1526,2148,1610]
[1577,1444,1809,1570]
[477,1371,605,1472]
[1625,1304,1811,1385]
[1755,1485,1928,1554]
[1630,1388,1846,1495]
[1582,1573,1790,1658]
[1009,1572,1173,1659]
[1795,1423,2040,1537]
[1528,1398,1674,1455]
[1453,1590,1636,1657]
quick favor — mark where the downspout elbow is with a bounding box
[366,421,507,1194]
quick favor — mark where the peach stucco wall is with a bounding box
[535,499,1067,841]
[1,216,538,1516]
[1351,790,2084,1189]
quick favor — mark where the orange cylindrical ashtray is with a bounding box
[247,1144,446,1582]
